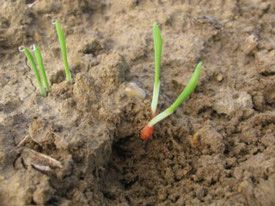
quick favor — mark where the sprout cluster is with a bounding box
[20,20,71,96]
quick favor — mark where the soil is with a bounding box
[0,0,274,206]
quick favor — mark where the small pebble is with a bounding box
[242,34,258,54]
[124,82,146,99]
[216,73,223,82]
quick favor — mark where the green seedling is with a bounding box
[53,20,72,81]
[140,24,203,141]
[20,46,46,96]
[32,45,50,91]
[151,23,163,116]
[141,62,202,140]
[149,62,202,126]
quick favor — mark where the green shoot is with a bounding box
[149,61,202,126]
[32,45,50,91]
[141,61,202,140]
[53,20,72,81]
[20,46,46,96]
[151,23,163,115]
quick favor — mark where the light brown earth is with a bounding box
[0,0,274,205]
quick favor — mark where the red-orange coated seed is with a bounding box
[140,125,154,141]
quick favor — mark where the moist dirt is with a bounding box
[0,0,274,205]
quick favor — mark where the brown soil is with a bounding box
[0,0,275,205]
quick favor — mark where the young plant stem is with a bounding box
[53,20,72,82]
[22,47,46,96]
[33,45,50,91]
[151,23,163,115]
[141,61,203,140]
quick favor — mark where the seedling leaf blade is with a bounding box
[33,45,50,91]
[151,23,163,115]
[22,47,46,96]
[53,20,72,82]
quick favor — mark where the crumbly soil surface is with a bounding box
[0,1,275,205]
